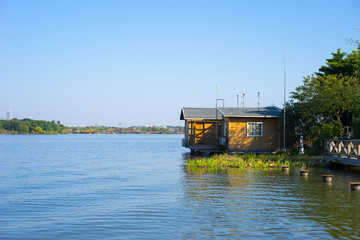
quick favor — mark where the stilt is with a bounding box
[322,175,333,182]
[300,170,310,176]
[349,182,360,191]
[282,165,289,171]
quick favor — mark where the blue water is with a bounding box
[1,134,360,239]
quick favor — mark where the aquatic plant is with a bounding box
[186,153,321,171]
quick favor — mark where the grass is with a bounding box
[186,153,323,171]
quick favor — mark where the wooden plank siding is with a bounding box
[225,117,279,152]
[195,122,216,145]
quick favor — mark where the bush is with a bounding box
[312,123,340,154]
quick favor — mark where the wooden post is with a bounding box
[282,165,290,171]
[300,170,310,176]
[322,175,333,182]
[349,182,360,191]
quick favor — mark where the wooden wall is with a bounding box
[225,117,279,151]
[186,120,221,146]
[195,122,217,145]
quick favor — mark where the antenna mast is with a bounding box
[241,93,245,110]
[237,95,239,108]
[283,25,286,151]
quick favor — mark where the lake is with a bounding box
[1,134,360,239]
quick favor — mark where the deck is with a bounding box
[323,139,360,167]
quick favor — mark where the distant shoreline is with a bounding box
[0,132,183,135]
[0,118,184,135]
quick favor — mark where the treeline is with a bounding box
[285,43,360,153]
[71,126,184,134]
[0,119,184,135]
[0,119,67,134]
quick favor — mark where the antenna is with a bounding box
[237,95,239,108]
[283,23,287,151]
[257,92,261,111]
[241,93,245,110]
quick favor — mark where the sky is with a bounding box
[0,0,359,127]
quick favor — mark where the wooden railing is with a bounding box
[324,139,360,159]
[183,134,223,147]
[193,134,218,146]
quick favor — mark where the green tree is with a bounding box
[34,126,44,133]
[290,74,360,142]
[289,46,360,151]
[317,47,360,80]
[18,123,29,133]
[352,116,360,138]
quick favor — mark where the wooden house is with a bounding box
[180,107,281,154]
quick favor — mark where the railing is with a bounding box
[324,139,360,159]
[184,134,222,146]
[194,134,218,146]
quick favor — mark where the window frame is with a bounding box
[247,122,263,137]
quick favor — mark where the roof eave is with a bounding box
[223,115,280,118]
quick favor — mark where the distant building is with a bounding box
[6,111,12,120]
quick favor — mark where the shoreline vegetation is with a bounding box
[187,153,324,171]
[0,119,184,135]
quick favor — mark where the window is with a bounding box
[247,122,263,137]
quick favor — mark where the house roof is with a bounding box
[219,107,281,118]
[180,106,281,120]
[180,108,220,120]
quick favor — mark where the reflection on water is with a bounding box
[181,159,360,239]
[0,135,359,239]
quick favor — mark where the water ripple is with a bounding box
[1,135,360,239]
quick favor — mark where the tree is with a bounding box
[290,74,360,141]
[17,123,29,133]
[33,126,44,133]
[346,25,360,47]
[317,47,360,79]
[289,46,360,152]
[352,116,360,139]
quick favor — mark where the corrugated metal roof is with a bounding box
[180,106,281,120]
[180,108,220,120]
[219,107,281,118]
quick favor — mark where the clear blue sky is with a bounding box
[1,0,359,127]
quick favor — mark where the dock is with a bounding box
[323,139,360,167]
